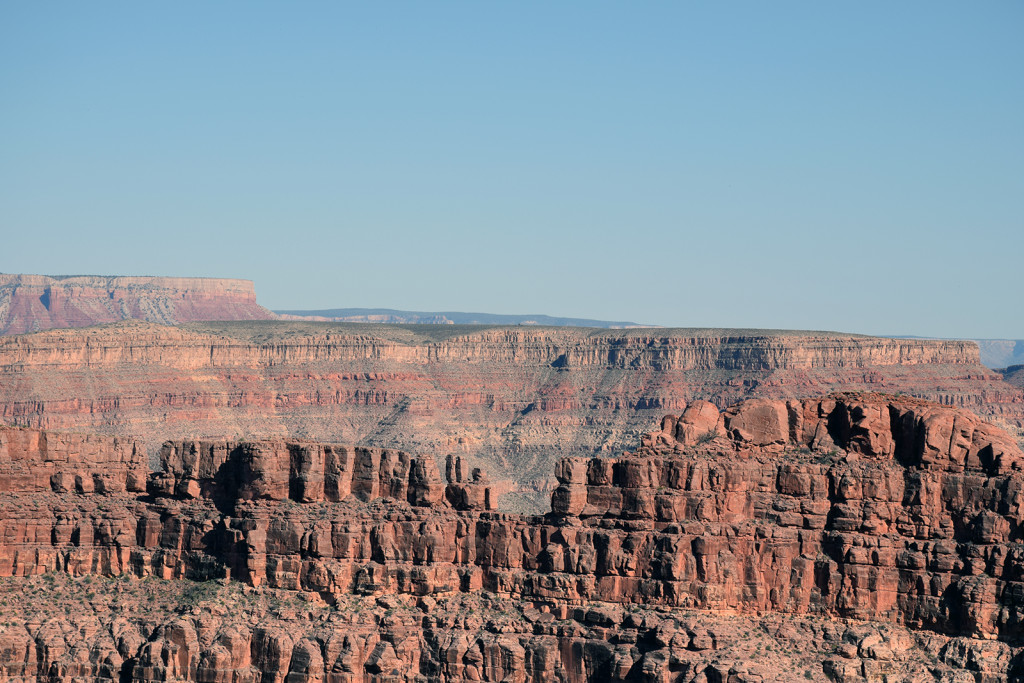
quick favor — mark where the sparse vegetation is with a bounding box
[696,429,718,445]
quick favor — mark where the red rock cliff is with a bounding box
[0,274,275,335]
[0,426,147,494]
[0,395,1023,681]
[0,321,1019,510]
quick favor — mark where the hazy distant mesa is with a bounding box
[1,273,1020,370]
[0,273,274,335]
[275,307,650,328]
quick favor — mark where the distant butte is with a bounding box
[0,273,275,335]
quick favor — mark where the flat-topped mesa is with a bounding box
[0,425,147,494]
[0,273,275,335]
[150,439,493,511]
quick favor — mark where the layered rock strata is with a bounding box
[0,426,148,495]
[1005,365,1024,390]
[0,394,1023,680]
[1,321,1020,509]
[0,576,1013,683]
[0,274,274,335]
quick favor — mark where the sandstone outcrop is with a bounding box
[0,394,1022,680]
[2,575,1004,683]
[0,274,274,335]
[0,427,148,494]
[0,321,1020,510]
[150,440,471,511]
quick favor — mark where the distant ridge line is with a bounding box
[274,308,652,329]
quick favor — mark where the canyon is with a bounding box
[2,275,1023,680]
[0,320,1020,511]
[0,275,274,335]
[0,393,1022,681]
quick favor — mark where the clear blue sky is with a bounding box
[2,2,1021,338]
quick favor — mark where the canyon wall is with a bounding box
[0,274,275,335]
[0,394,1022,681]
[0,321,1020,510]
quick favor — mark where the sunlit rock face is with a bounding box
[0,321,1019,510]
[0,393,1023,681]
[0,273,275,335]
